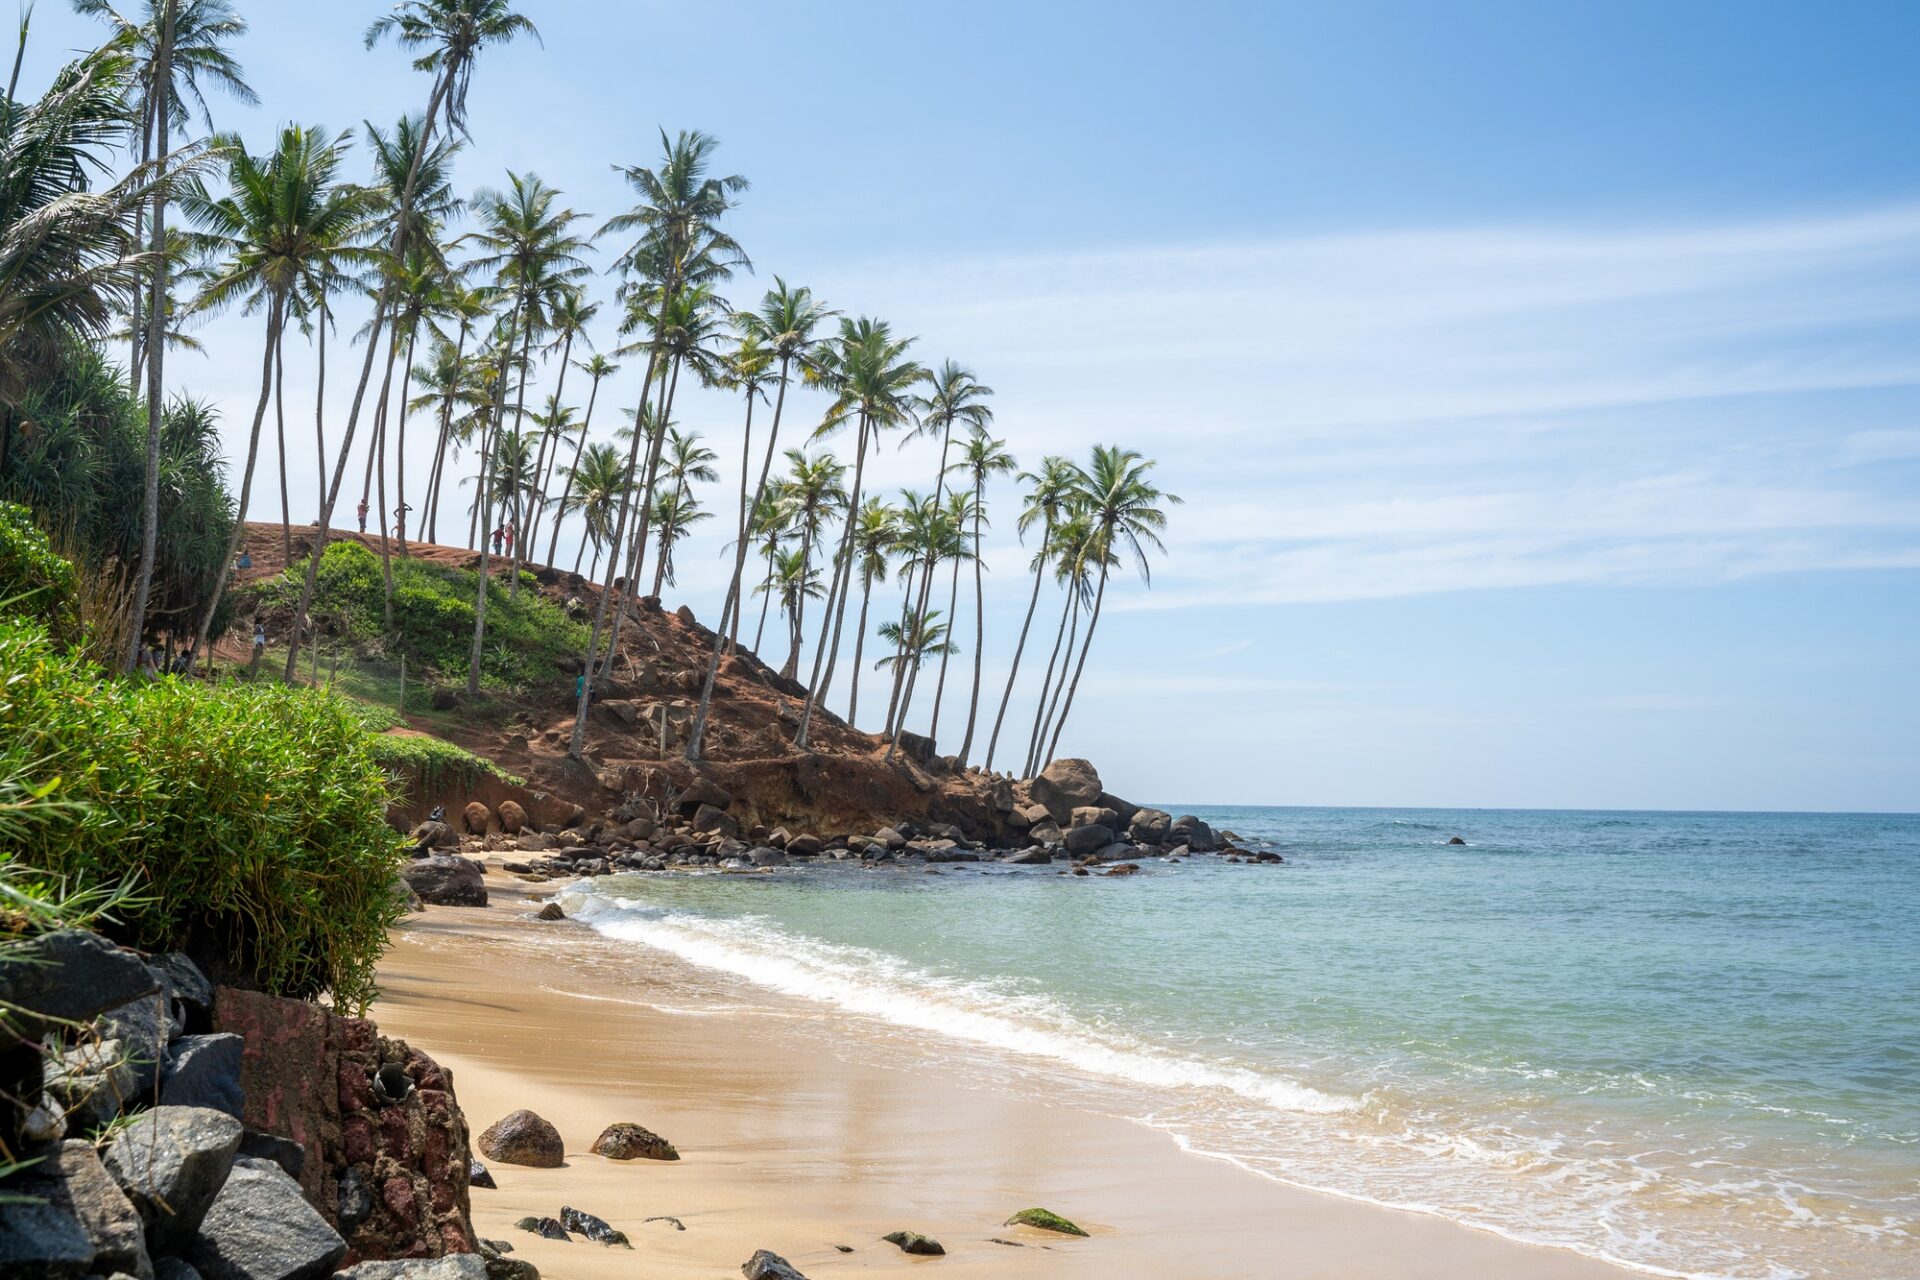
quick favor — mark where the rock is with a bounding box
[1097,792,1141,825]
[23,1093,67,1144]
[513,831,550,853]
[588,1122,678,1161]
[45,1035,139,1133]
[1029,758,1102,823]
[480,1257,537,1280]
[399,856,487,907]
[183,1156,345,1280]
[690,803,738,838]
[1027,820,1062,845]
[1004,1207,1088,1236]
[1015,802,1051,827]
[159,1034,245,1119]
[620,815,656,841]
[558,1206,629,1247]
[1127,807,1172,845]
[1003,848,1051,865]
[784,833,824,857]
[102,1105,243,1254]
[462,802,491,835]
[881,1230,945,1256]
[496,800,527,835]
[478,1110,564,1168]
[513,1217,568,1241]
[740,1251,808,1280]
[0,929,160,1032]
[1069,805,1120,831]
[431,687,461,712]
[409,820,457,851]
[1168,814,1217,852]
[1062,823,1114,857]
[100,991,173,1093]
[468,1159,496,1190]
[1104,862,1142,876]
[674,603,696,626]
[335,1168,373,1233]
[150,952,214,1026]
[643,1216,685,1231]
[746,846,787,867]
[236,1131,303,1181]
[0,1140,151,1279]
[873,826,907,851]
[332,1258,488,1280]
[676,776,732,814]
[156,1259,204,1280]
[534,903,565,922]
[1448,835,1467,845]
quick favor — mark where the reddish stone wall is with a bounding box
[214,988,475,1261]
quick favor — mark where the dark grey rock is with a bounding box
[236,1130,303,1180]
[0,1197,93,1278]
[102,1105,243,1253]
[740,1251,808,1280]
[481,1259,537,1280]
[0,930,160,1031]
[513,1216,568,1241]
[468,1158,496,1189]
[1169,814,1217,852]
[150,954,213,1017]
[45,1037,140,1134]
[745,846,788,867]
[399,856,487,907]
[1003,847,1051,865]
[155,1259,204,1280]
[160,1035,244,1119]
[0,1140,151,1279]
[1062,823,1114,857]
[336,1167,373,1232]
[559,1206,629,1247]
[1127,807,1172,845]
[183,1156,345,1280]
[881,1230,945,1256]
[331,1258,488,1280]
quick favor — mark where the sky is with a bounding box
[17,0,1920,811]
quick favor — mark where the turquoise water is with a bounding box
[560,807,1920,1279]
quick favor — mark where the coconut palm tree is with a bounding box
[542,350,614,566]
[650,488,711,591]
[888,491,971,758]
[759,543,825,678]
[745,489,788,656]
[1025,511,1103,777]
[794,317,927,749]
[772,446,847,678]
[569,128,746,758]
[946,424,1016,764]
[407,331,485,536]
[521,287,595,561]
[875,610,958,739]
[561,440,623,577]
[1040,445,1180,768]
[285,0,537,682]
[687,277,836,761]
[985,455,1077,771]
[418,277,490,541]
[649,424,716,595]
[181,122,372,668]
[922,487,979,750]
[844,496,898,729]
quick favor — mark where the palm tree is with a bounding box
[650,488,710,591]
[1025,511,1103,777]
[947,424,1016,764]
[418,277,490,541]
[922,488,979,750]
[285,0,537,682]
[772,447,847,678]
[759,543,825,678]
[649,425,716,596]
[875,609,958,738]
[985,456,1077,772]
[687,277,835,761]
[794,317,927,749]
[460,170,589,692]
[181,122,372,669]
[1040,445,1180,768]
[541,350,614,567]
[845,496,898,729]
[561,440,623,577]
[521,287,595,561]
[745,489,788,656]
[571,128,746,758]
[888,491,970,758]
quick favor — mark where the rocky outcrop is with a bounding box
[477,1110,563,1168]
[588,1122,677,1161]
[1063,823,1114,856]
[400,857,487,908]
[1169,814,1217,852]
[1029,758,1103,823]
[1127,807,1171,845]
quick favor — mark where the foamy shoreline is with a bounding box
[370,862,1637,1279]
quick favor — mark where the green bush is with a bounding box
[255,541,585,693]
[366,732,521,794]
[0,502,78,638]
[0,610,405,1010]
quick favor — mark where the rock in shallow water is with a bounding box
[881,1230,945,1256]
[479,1110,564,1168]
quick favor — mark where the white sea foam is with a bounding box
[562,888,1356,1116]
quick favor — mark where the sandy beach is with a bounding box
[371,865,1636,1279]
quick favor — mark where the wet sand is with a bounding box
[372,867,1638,1279]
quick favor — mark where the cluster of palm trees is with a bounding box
[3,0,1179,778]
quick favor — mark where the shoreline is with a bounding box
[373,865,1639,1279]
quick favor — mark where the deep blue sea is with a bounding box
[560,806,1920,1279]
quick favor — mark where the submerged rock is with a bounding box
[1448,835,1467,845]
[881,1230,945,1256]
[589,1121,678,1161]
[1004,1207,1088,1236]
[479,1110,564,1168]
[534,902,565,922]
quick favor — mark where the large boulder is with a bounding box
[882,1231,945,1256]
[408,820,458,851]
[741,1251,809,1280]
[1097,792,1140,826]
[676,776,732,814]
[477,1110,564,1168]
[1029,758,1102,823]
[0,1139,151,1279]
[495,801,527,835]
[334,1259,489,1280]
[1069,805,1120,831]
[400,856,487,907]
[103,1105,243,1254]
[183,1156,346,1280]
[589,1122,678,1161]
[1169,815,1217,852]
[1128,807,1172,845]
[461,802,491,835]
[1062,824,1114,857]
[784,833,824,857]
[690,803,739,838]
[894,731,936,765]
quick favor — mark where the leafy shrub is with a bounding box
[0,501,78,638]
[0,610,405,1010]
[366,732,521,794]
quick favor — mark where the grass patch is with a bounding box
[366,731,521,793]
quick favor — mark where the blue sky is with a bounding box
[20,1,1920,810]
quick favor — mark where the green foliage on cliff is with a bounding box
[0,501,79,638]
[365,730,521,791]
[252,541,586,693]
[0,545,405,1008]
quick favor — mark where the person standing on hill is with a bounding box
[502,522,515,558]
[491,525,504,556]
[356,497,370,533]
[250,619,266,676]
[393,502,412,542]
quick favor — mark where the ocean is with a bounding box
[555,806,1920,1280]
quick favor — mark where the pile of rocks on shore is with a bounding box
[1,929,509,1280]
[402,758,1283,904]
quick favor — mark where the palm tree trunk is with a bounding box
[126,93,154,390]
[466,308,521,696]
[524,332,575,564]
[985,530,1049,772]
[927,549,962,746]
[1025,585,1077,777]
[370,318,405,629]
[282,67,454,682]
[794,411,870,747]
[1044,565,1110,768]
[425,317,469,545]
[883,562,920,738]
[192,298,282,667]
[312,285,329,520]
[752,549,775,654]
[544,362,600,569]
[848,571,874,729]
[956,489,987,764]
[597,353,678,679]
[585,537,601,580]
[395,315,419,552]
[124,0,174,673]
[273,336,291,562]
[783,521,815,679]
[504,317,536,599]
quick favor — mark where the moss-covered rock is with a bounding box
[1004,1207,1088,1236]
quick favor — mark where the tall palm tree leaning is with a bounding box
[1040,445,1180,768]
[792,317,927,751]
[75,0,255,672]
[1025,510,1102,777]
[183,123,372,670]
[984,455,1076,772]
[522,287,596,562]
[284,0,538,684]
[686,278,835,762]
[568,129,746,760]
[844,496,898,730]
[948,424,1015,765]
[542,350,614,565]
